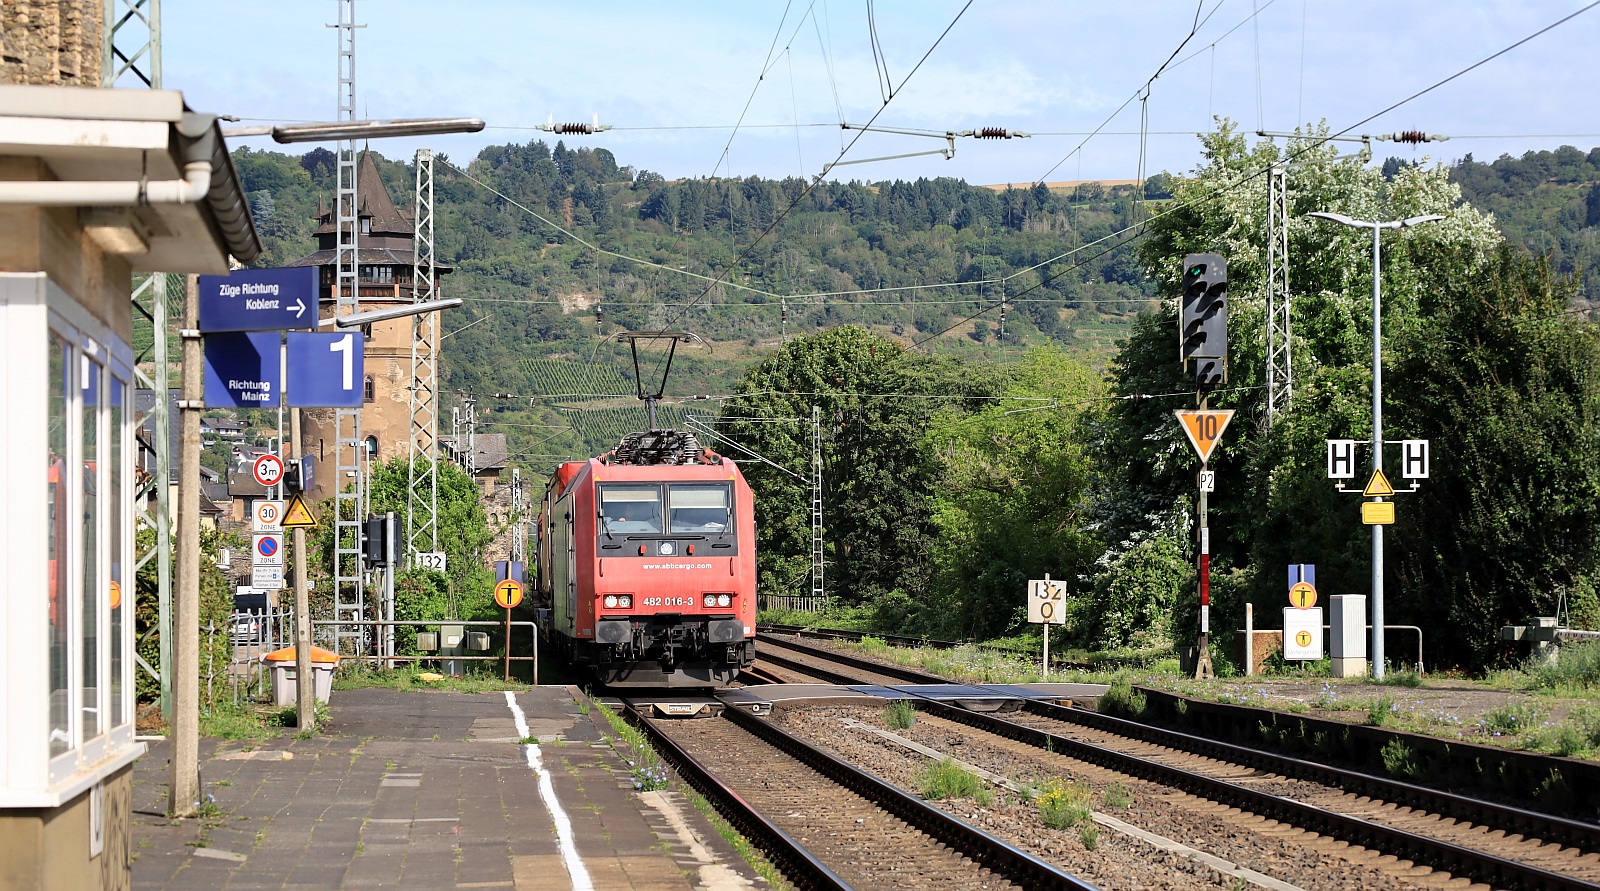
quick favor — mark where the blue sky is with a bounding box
[161,1,1600,185]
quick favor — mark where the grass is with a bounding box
[1034,778,1092,830]
[590,698,670,792]
[1375,669,1424,687]
[332,663,526,693]
[1102,781,1132,809]
[917,758,991,806]
[1366,695,1398,727]
[883,699,916,731]
[683,787,793,891]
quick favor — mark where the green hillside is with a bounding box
[230,142,1159,470]
[227,139,1600,474]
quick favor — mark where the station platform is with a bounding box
[718,681,1110,710]
[131,686,761,891]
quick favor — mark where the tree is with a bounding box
[1388,244,1600,667]
[922,348,1102,640]
[717,326,1002,605]
[1096,119,1502,655]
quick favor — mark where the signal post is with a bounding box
[1177,254,1230,679]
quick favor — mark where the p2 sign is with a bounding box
[286,332,364,408]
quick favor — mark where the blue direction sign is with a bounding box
[286,331,363,408]
[203,332,281,407]
[198,267,318,332]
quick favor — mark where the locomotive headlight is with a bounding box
[658,541,676,556]
[603,595,618,609]
[703,594,717,608]
[618,595,632,608]
[717,594,732,608]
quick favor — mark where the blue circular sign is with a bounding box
[257,537,279,558]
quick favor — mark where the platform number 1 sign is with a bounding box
[285,331,364,408]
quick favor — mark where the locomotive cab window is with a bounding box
[599,485,662,533]
[668,485,730,534]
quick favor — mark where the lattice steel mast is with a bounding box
[106,0,172,715]
[407,149,439,560]
[811,405,824,606]
[331,0,366,653]
[1265,161,1292,425]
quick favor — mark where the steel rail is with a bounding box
[1023,698,1600,854]
[760,623,1092,669]
[768,634,1600,848]
[756,635,1600,890]
[924,699,1596,891]
[719,703,1096,890]
[756,633,951,684]
[624,702,853,891]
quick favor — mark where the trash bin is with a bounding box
[261,646,340,707]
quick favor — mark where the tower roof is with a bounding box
[313,152,413,237]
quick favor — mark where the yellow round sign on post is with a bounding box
[1288,581,1318,609]
[109,580,122,610]
[494,579,524,610]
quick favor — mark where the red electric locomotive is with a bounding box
[536,429,758,687]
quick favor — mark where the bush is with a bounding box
[1099,678,1147,719]
[918,758,991,805]
[1035,778,1093,830]
[1478,701,1546,737]
[1528,641,1600,691]
[884,699,916,731]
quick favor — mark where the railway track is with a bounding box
[625,698,1094,890]
[761,623,1091,670]
[755,633,1600,891]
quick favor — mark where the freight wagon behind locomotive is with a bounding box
[536,429,757,687]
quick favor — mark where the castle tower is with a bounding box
[288,152,451,502]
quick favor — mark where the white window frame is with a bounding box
[0,273,143,808]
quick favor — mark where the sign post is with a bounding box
[1027,575,1067,678]
[1175,409,1234,680]
[495,578,525,682]
[1326,437,1430,677]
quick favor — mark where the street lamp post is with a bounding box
[1307,211,1443,679]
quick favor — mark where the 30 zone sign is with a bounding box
[1028,578,1067,625]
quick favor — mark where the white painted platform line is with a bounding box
[505,691,594,891]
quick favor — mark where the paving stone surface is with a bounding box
[131,686,761,890]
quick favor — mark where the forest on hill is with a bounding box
[224,128,1600,670]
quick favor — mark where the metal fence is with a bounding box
[759,594,827,613]
[202,605,296,705]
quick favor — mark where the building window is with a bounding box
[365,436,379,459]
[360,217,371,234]
[47,334,69,756]
[363,375,374,403]
[80,354,101,743]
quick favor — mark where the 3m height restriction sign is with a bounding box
[1174,410,1235,463]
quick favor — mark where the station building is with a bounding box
[0,81,259,889]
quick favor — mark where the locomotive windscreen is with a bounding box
[668,485,730,534]
[600,486,662,533]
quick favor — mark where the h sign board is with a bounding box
[1327,440,1356,479]
[1402,439,1430,479]
[285,332,364,408]
[198,267,318,332]
[203,332,280,408]
[1028,578,1067,625]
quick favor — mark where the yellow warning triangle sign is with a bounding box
[280,493,319,529]
[1173,409,1235,464]
[1362,467,1396,497]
